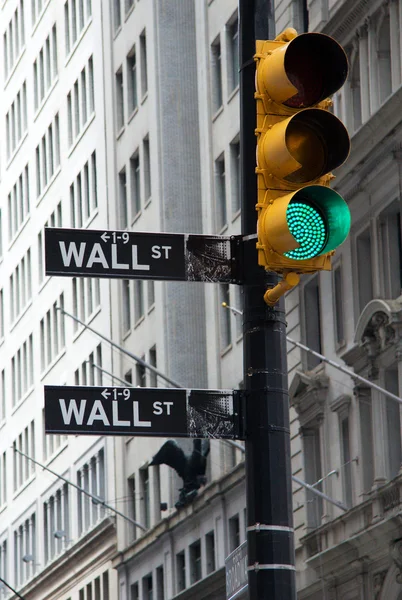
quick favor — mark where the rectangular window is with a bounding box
[190,540,202,584]
[140,30,148,97]
[385,367,401,479]
[6,80,28,159]
[136,362,146,387]
[176,550,186,592]
[303,427,323,529]
[142,573,153,600]
[125,0,134,13]
[149,346,157,387]
[211,37,223,111]
[139,467,150,528]
[8,163,30,243]
[116,68,124,131]
[33,24,58,112]
[13,420,35,491]
[134,280,144,323]
[65,0,92,55]
[219,284,231,350]
[379,201,402,299]
[0,370,5,423]
[13,512,36,587]
[356,228,373,312]
[156,566,164,600]
[227,16,239,92]
[10,249,32,323]
[359,391,374,494]
[11,333,34,406]
[4,1,25,78]
[205,530,216,574]
[127,48,138,114]
[119,169,128,228]
[40,294,65,371]
[70,151,98,227]
[67,55,95,147]
[77,448,105,536]
[38,202,63,285]
[0,451,7,507]
[113,0,121,32]
[44,483,69,563]
[35,113,60,198]
[43,409,67,461]
[74,344,103,386]
[230,140,240,214]
[130,582,139,600]
[215,155,227,230]
[143,136,151,201]
[303,276,322,370]
[340,416,352,507]
[147,280,155,309]
[333,264,344,346]
[0,539,7,588]
[228,514,240,552]
[72,277,100,333]
[127,475,137,541]
[130,152,141,217]
[122,280,131,334]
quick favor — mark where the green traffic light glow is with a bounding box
[284,200,327,259]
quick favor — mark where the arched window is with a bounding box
[378,15,392,103]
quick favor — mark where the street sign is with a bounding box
[44,386,243,439]
[225,541,248,600]
[45,228,240,283]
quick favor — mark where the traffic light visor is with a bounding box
[260,33,348,107]
[285,186,351,259]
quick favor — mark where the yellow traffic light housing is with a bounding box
[255,28,351,303]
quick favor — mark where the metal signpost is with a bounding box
[44,386,242,439]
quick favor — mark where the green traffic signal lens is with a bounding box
[284,200,327,259]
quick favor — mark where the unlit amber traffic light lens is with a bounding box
[285,120,326,183]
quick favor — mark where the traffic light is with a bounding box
[254,28,351,304]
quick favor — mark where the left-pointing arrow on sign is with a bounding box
[101,389,111,399]
[101,232,110,242]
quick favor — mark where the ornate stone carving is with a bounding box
[373,570,387,599]
[390,539,402,584]
[361,311,395,373]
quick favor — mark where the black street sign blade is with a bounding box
[45,228,240,283]
[44,386,243,439]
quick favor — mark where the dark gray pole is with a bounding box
[239,1,297,598]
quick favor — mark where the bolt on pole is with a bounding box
[239,0,297,597]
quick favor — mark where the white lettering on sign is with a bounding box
[58,241,152,271]
[151,245,172,259]
[58,398,153,428]
[133,402,151,427]
[87,400,110,426]
[86,243,109,268]
[111,244,129,269]
[112,401,130,426]
[131,246,150,271]
[59,242,86,267]
[59,398,87,424]
[153,401,174,415]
